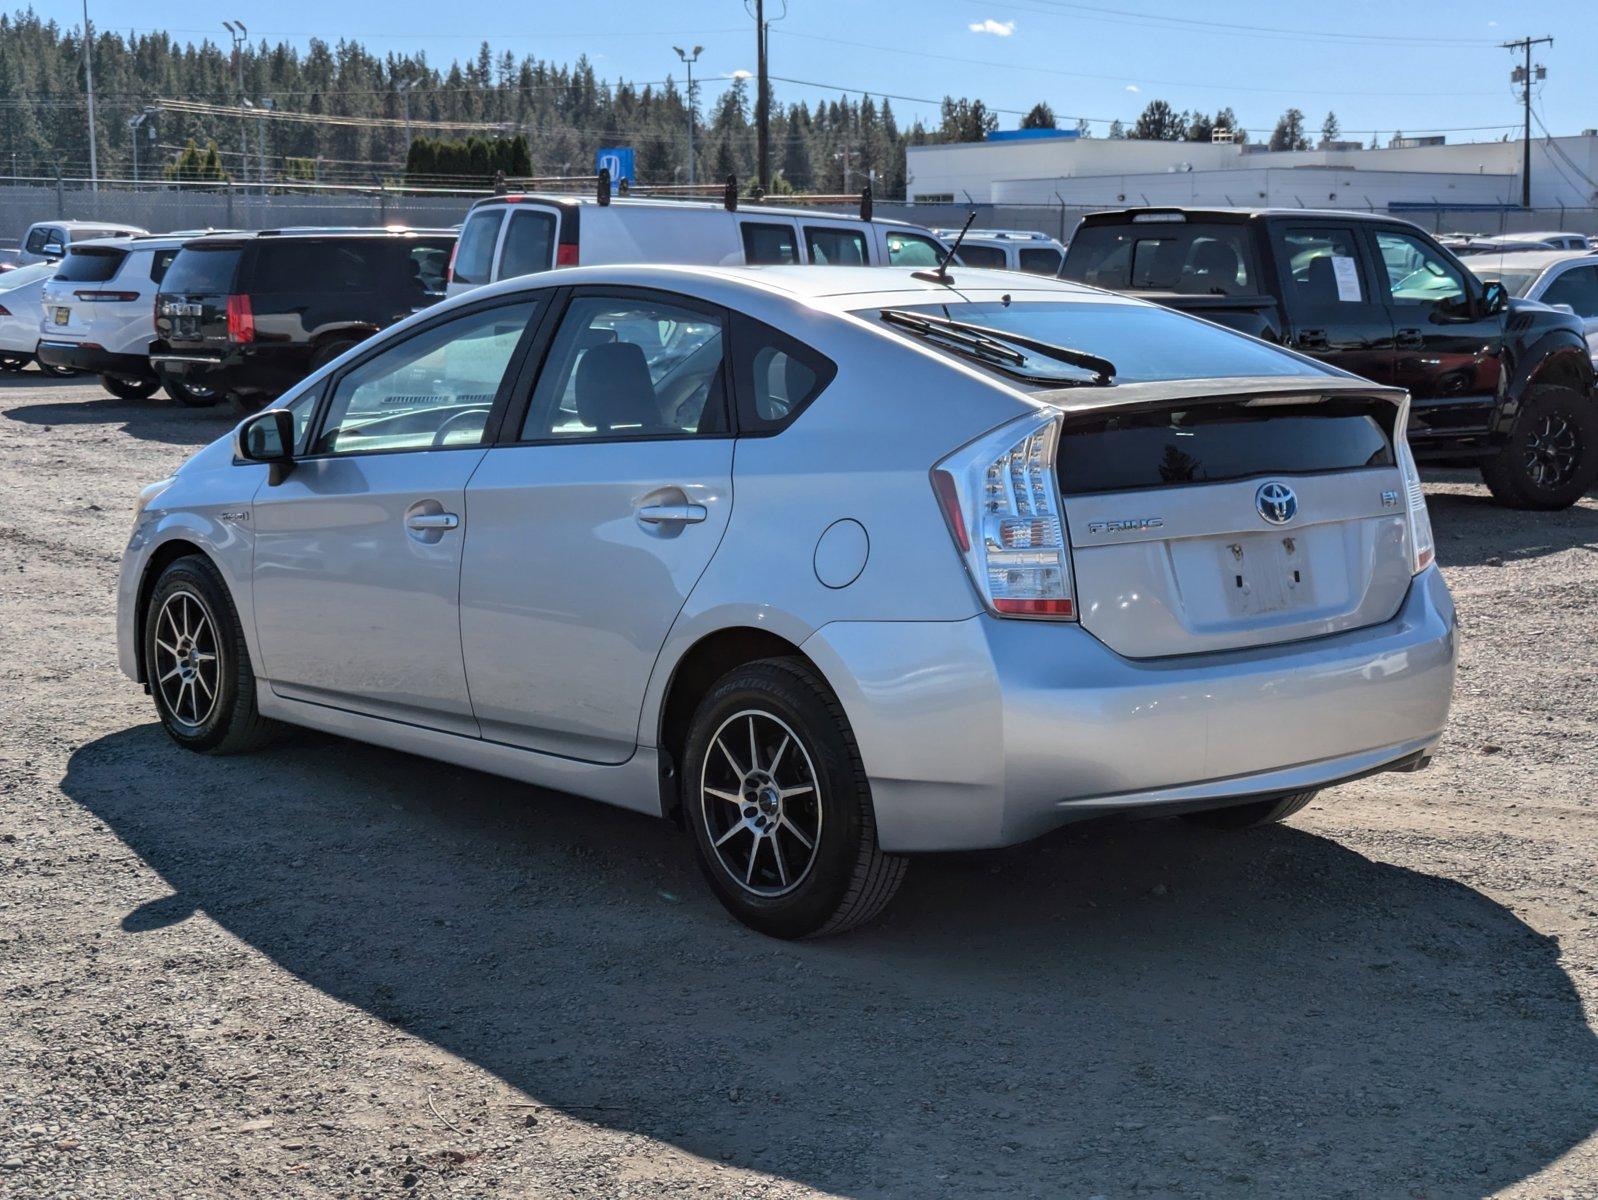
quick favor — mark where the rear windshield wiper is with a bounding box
[879,308,1116,386]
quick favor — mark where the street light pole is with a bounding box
[223,21,249,183]
[673,45,702,187]
[82,0,99,191]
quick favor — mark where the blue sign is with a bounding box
[595,147,635,188]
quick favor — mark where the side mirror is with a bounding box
[41,240,64,259]
[235,408,295,484]
[1480,280,1509,317]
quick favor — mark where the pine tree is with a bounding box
[1021,102,1056,130]
[1320,111,1341,147]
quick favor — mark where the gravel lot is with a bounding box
[2,371,1596,1200]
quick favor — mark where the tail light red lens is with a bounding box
[556,243,579,267]
[446,238,461,285]
[226,294,255,344]
[0,303,10,317]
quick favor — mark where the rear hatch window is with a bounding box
[1065,222,1259,296]
[161,246,243,294]
[56,248,128,283]
[453,208,505,286]
[1058,401,1393,494]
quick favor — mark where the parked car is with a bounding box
[1458,231,1591,254]
[0,260,75,375]
[37,234,230,403]
[1062,207,1598,509]
[446,192,948,296]
[119,263,1456,937]
[153,228,455,412]
[1467,249,1598,368]
[934,227,1068,275]
[18,219,147,266]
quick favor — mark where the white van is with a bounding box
[446,192,949,295]
[19,219,148,265]
[934,228,1068,276]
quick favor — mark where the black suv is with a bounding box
[153,228,455,412]
[1063,208,1598,509]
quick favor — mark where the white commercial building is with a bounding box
[906,132,1598,212]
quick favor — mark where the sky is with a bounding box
[70,0,1597,145]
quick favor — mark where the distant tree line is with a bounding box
[405,134,532,183]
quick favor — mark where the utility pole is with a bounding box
[126,109,154,187]
[673,45,702,187]
[396,78,420,161]
[223,21,248,184]
[755,0,769,194]
[82,0,98,191]
[1503,35,1552,209]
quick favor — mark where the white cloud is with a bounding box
[1125,83,1140,93]
[968,18,1015,36]
[730,68,753,79]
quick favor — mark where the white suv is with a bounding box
[19,219,146,266]
[447,192,950,296]
[37,234,221,404]
[936,228,1068,276]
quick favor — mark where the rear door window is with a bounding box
[160,247,243,294]
[55,248,128,283]
[453,208,505,286]
[957,243,1007,269]
[804,226,870,266]
[500,210,556,279]
[1019,246,1063,276]
[1540,264,1598,317]
[1273,227,1371,305]
[252,242,382,293]
[885,230,943,267]
[741,222,800,265]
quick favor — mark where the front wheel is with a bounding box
[1182,790,1318,830]
[101,373,161,401]
[143,555,283,754]
[682,658,907,938]
[1480,385,1597,510]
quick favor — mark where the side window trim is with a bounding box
[499,284,736,446]
[299,293,552,459]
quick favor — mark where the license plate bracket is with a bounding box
[1222,534,1310,617]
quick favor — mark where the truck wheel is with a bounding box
[101,373,161,401]
[1480,385,1597,510]
[682,658,907,938]
[1183,790,1318,830]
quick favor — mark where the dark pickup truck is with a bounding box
[1062,207,1598,509]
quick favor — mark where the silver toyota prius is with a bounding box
[117,264,1457,937]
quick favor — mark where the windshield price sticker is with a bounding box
[1331,255,1362,302]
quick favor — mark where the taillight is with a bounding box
[446,238,461,285]
[74,290,139,302]
[556,243,579,267]
[932,412,1076,619]
[226,294,255,344]
[1397,437,1435,574]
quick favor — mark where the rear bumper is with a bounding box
[152,347,305,398]
[802,565,1457,853]
[35,340,153,379]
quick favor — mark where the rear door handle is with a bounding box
[1396,328,1425,349]
[636,502,708,525]
[1296,328,1329,350]
[405,512,459,531]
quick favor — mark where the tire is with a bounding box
[143,555,283,755]
[0,354,26,372]
[681,657,907,938]
[1479,384,1598,510]
[309,339,359,372]
[161,376,219,407]
[100,373,161,401]
[1182,790,1318,831]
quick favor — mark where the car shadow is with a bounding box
[2,391,235,447]
[1421,467,1598,568]
[64,725,1598,1199]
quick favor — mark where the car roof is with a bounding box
[1465,249,1595,273]
[1079,206,1409,226]
[37,219,146,231]
[467,192,934,231]
[174,227,456,248]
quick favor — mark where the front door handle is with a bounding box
[405,512,460,531]
[636,502,708,525]
[1396,328,1425,350]
[1297,328,1329,350]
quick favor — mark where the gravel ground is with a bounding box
[2,372,1596,1200]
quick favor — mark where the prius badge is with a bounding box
[1255,481,1298,525]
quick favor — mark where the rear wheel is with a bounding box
[160,376,219,407]
[143,555,283,754]
[310,338,360,372]
[682,658,907,938]
[101,373,161,401]
[1182,790,1317,830]
[1480,385,1597,510]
